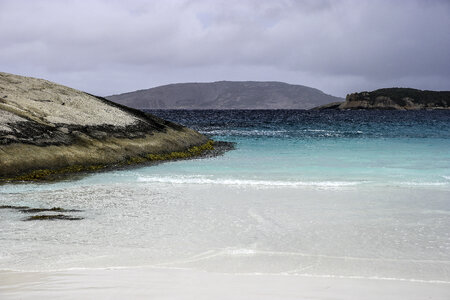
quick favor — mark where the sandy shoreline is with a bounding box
[1,267,449,300]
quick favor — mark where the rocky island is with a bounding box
[107,81,343,110]
[0,72,211,181]
[313,88,450,110]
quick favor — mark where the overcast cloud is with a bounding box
[1,0,449,97]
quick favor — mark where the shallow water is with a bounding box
[147,110,450,188]
[0,110,449,285]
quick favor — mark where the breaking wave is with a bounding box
[137,176,365,187]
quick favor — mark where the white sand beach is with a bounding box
[1,268,450,300]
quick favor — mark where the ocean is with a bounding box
[1,110,449,299]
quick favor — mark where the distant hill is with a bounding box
[313,88,450,110]
[106,81,343,109]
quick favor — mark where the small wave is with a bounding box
[215,249,450,264]
[199,129,288,137]
[137,176,364,187]
[302,129,364,134]
[285,273,450,284]
[200,128,368,138]
[442,175,450,181]
[421,209,450,215]
[396,181,447,186]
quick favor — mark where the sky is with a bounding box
[1,0,449,97]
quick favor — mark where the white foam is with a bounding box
[137,176,363,188]
[159,248,450,266]
[225,249,257,256]
[200,129,288,136]
[303,129,328,132]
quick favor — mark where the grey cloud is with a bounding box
[0,0,449,97]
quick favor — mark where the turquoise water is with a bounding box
[3,110,449,191]
[131,137,449,187]
[0,110,449,282]
[136,110,450,188]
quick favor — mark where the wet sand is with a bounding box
[1,268,449,300]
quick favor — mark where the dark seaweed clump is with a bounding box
[0,205,29,210]
[0,205,84,221]
[24,214,83,221]
[20,207,82,213]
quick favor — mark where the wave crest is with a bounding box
[137,176,364,187]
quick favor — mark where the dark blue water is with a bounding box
[148,109,450,139]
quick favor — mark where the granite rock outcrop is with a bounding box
[0,72,209,180]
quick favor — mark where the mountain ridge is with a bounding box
[106,81,343,110]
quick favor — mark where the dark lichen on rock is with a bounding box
[144,140,215,161]
[4,164,107,182]
[1,139,219,182]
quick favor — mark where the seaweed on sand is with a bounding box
[24,214,83,221]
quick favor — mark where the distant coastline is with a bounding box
[312,88,450,110]
[108,83,449,111]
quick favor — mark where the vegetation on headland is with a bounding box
[312,87,450,110]
[373,88,450,104]
[350,88,450,107]
[0,140,215,182]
